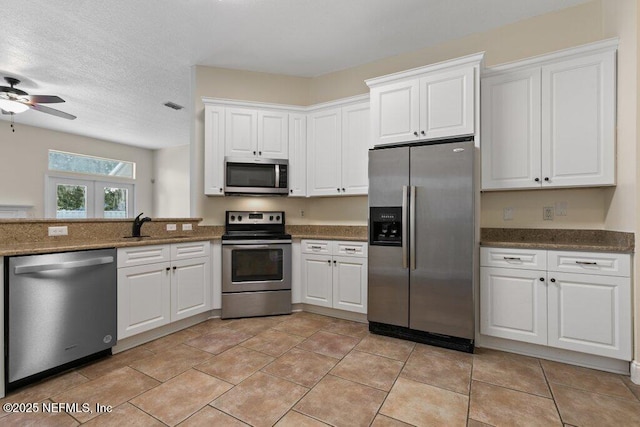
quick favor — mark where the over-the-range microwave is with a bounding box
[224,157,289,195]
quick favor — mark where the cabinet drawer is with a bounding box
[334,241,367,257]
[302,240,331,255]
[547,251,630,277]
[480,247,546,270]
[171,241,211,260]
[118,245,170,268]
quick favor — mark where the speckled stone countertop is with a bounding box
[0,221,368,256]
[0,219,224,256]
[481,228,634,253]
[287,225,368,242]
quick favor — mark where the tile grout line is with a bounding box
[538,358,564,425]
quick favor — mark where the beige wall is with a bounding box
[0,120,154,218]
[153,144,190,218]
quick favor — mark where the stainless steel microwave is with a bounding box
[224,157,289,195]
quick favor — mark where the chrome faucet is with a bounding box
[132,213,151,237]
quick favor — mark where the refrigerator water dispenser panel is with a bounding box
[370,207,402,246]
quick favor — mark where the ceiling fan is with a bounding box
[0,77,76,120]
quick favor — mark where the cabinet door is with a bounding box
[301,254,332,307]
[547,272,631,360]
[341,102,370,195]
[288,113,307,196]
[332,255,367,313]
[307,108,342,196]
[480,267,547,345]
[481,69,542,190]
[541,50,616,187]
[171,256,212,321]
[419,66,475,139]
[117,263,171,339]
[258,110,288,159]
[370,79,420,146]
[225,108,258,157]
[204,105,225,195]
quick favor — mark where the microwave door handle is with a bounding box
[275,164,280,188]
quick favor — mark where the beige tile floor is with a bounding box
[2,311,639,426]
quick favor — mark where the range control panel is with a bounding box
[226,211,284,225]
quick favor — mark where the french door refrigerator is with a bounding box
[368,137,475,352]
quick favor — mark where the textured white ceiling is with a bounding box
[0,0,588,149]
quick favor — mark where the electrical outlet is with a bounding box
[555,201,567,216]
[166,223,177,231]
[503,207,514,221]
[182,223,193,231]
[543,206,554,221]
[300,210,305,217]
[48,226,68,236]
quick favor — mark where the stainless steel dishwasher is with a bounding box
[7,248,117,386]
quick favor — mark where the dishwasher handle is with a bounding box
[14,256,115,275]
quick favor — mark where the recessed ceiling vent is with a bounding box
[164,101,184,110]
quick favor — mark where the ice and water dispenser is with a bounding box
[369,207,402,246]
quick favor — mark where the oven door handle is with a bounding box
[222,239,292,245]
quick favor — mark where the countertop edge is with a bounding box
[480,241,634,254]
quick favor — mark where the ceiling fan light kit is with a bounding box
[0,76,76,121]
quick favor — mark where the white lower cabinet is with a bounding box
[480,247,631,360]
[301,240,367,314]
[117,241,212,339]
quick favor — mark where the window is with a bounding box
[48,150,135,179]
[45,151,136,219]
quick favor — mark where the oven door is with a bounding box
[222,242,292,292]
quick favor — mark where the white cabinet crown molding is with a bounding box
[483,37,618,77]
[202,94,369,113]
[365,51,485,88]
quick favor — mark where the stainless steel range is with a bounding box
[221,211,292,319]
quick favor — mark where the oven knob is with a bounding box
[230,215,235,221]
[238,215,243,221]
[276,215,280,221]
[269,215,274,221]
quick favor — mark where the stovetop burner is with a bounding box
[222,210,289,241]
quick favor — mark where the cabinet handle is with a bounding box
[173,266,177,270]
[575,261,597,265]
[421,131,425,136]
[333,260,337,264]
[534,178,540,182]
[219,188,223,193]
[337,188,341,192]
[550,278,556,283]
[327,260,331,264]
[413,131,419,137]
[345,248,357,253]
[342,188,345,192]
[259,151,262,156]
[311,245,322,250]
[253,151,257,155]
[544,177,550,182]
[166,267,170,272]
[539,277,545,281]
[290,189,293,193]
[503,256,522,261]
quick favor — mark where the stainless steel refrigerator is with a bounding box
[368,137,475,352]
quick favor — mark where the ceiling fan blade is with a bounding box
[24,95,65,104]
[29,103,76,120]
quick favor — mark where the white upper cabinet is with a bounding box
[367,53,482,146]
[288,113,307,197]
[204,105,225,196]
[225,108,288,159]
[482,39,617,190]
[306,97,370,197]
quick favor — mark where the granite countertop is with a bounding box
[480,228,634,253]
[287,225,368,242]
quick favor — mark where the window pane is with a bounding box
[103,187,128,218]
[56,184,87,218]
[49,150,135,179]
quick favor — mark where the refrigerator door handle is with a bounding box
[402,185,408,268]
[410,185,416,270]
